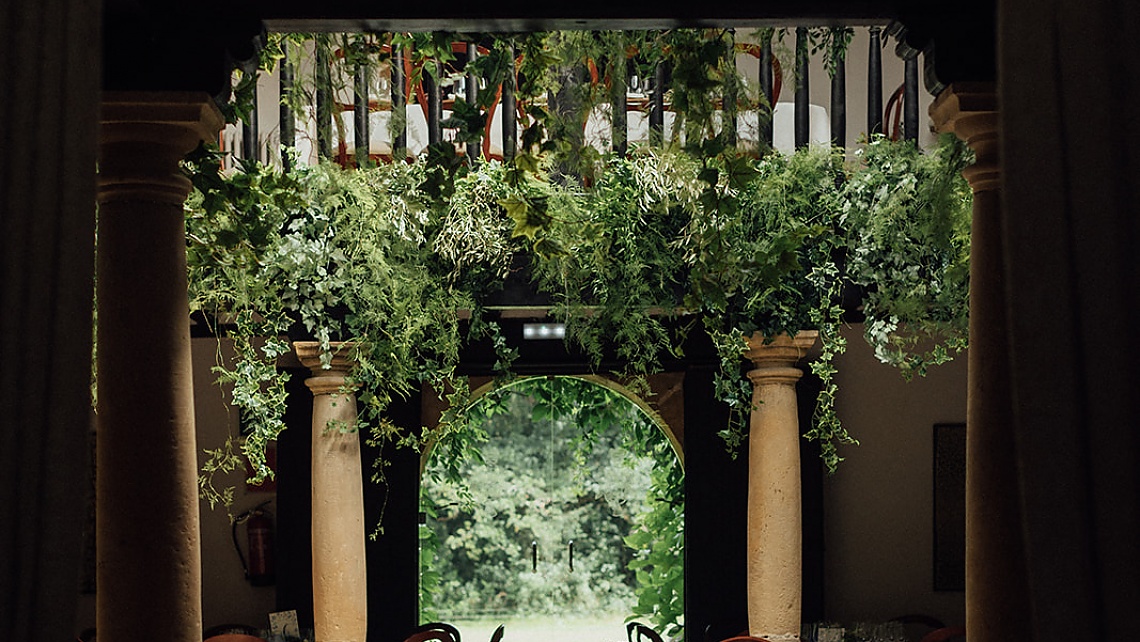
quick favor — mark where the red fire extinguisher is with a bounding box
[232,500,275,586]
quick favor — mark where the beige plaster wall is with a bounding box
[193,337,279,631]
[822,324,967,627]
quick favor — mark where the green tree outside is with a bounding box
[420,377,684,636]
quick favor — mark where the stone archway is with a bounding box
[417,373,686,635]
[420,372,686,468]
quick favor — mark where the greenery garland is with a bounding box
[176,30,975,637]
[187,146,970,508]
[842,133,973,377]
[190,29,973,506]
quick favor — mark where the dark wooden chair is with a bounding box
[628,621,665,642]
[404,622,461,642]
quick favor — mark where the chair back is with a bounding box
[628,621,665,642]
[405,622,461,642]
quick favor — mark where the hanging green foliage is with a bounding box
[841,133,973,378]
[187,28,973,506]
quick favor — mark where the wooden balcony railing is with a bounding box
[224,27,924,169]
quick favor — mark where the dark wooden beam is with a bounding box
[867,26,883,136]
[760,35,774,148]
[830,49,846,147]
[903,55,919,141]
[101,0,994,111]
[279,58,295,170]
[465,42,481,163]
[254,0,899,32]
[316,44,332,159]
[795,26,810,149]
[391,48,407,155]
[501,42,517,162]
[354,59,370,166]
[424,61,441,146]
[241,77,260,162]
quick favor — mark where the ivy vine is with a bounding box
[187,29,973,502]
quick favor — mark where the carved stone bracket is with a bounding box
[930,82,999,192]
[888,4,998,96]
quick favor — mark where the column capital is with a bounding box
[293,341,359,373]
[744,331,818,371]
[294,341,361,396]
[99,91,223,205]
[930,82,1000,193]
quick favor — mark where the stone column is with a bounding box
[294,342,368,642]
[930,83,1031,642]
[743,331,817,641]
[96,93,222,642]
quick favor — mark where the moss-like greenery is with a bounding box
[187,139,970,508]
[190,28,972,507]
[181,30,975,638]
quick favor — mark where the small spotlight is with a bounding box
[523,323,566,340]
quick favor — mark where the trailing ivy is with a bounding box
[185,150,300,506]
[186,150,508,503]
[677,144,850,466]
[532,148,693,377]
[841,133,973,378]
[187,29,974,507]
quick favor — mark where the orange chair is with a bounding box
[203,624,266,642]
[884,83,908,141]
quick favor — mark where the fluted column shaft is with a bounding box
[744,331,817,641]
[96,92,222,642]
[294,342,368,642]
[930,83,1031,642]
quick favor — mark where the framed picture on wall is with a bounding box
[933,422,966,591]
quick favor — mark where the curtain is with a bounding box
[0,0,101,639]
[999,2,1140,641]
